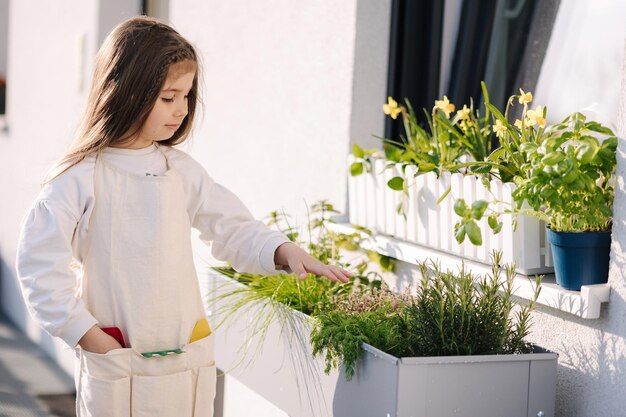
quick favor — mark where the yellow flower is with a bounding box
[492,119,507,138]
[434,96,455,118]
[518,89,533,105]
[514,119,523,129]
[526,105,546,128]
[383,96,402,119]
[461,119,477,131]
[457,104,471,121]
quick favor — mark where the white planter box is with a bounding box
[336,343,558,417]
[348,156,553,275]
[204,268,339,417]
[205,268,558,417]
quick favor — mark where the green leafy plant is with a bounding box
[209,201,395,413]
[310,285,413,380]
[409,254,539,357]
[349,144,380,177]
[511,112,617,232]
[209,201,393,356]
[310,251,541,380]
[452,86,618,244]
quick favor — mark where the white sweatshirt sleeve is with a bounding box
[16,170,99,348]
[186,159,290,275]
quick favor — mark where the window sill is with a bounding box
[329,219,610,319]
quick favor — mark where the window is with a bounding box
[447,0,538,111]
[384,0,445,140]
[385,0,559,140]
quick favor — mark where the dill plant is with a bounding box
[310,286,414,380]
[208,201,394,413]
[209,201,391,362]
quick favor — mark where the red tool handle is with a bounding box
[100,326,127,348]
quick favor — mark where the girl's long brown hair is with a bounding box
[46,16,199,182]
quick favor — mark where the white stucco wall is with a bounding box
[526,41,626,417]
[527,2,626,414]
[169,0,390,226]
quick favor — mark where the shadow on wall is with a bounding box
[557,328,626,416]
[549,233,626,416]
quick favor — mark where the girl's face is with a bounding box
[124,61,196,149]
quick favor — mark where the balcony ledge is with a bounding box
[328,220,610,319]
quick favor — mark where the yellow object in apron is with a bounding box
[189,318,212,343]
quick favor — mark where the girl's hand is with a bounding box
[78,325,123,354]
[274,242,351,283]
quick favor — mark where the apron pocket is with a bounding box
[183,333,214,370]
[81,348,132,380]
[132,369,193,417]
[193,364,217,417]
[78,373,130,417]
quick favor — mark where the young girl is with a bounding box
[16,16,350,417]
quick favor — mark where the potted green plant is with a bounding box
[309,252,557,417]
[515,111,616,290]
[207,204,557,417]
[454,91,618,290]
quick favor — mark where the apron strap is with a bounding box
[81,152,103,264]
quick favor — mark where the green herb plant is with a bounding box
[310,285,413,380]
[209,201,394,413]
[453,87,618,245]
[310,251,541,380]
[512,112,617,232]
[209,200,393,362]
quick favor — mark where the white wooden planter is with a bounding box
[205,268,558,417]
[335,343,558,417]
[348,155,553,275]
[204,268,338,417]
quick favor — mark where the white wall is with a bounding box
[170,0,390,227]
[529,2,626,414]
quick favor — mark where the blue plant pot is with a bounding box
[546,228,611,291]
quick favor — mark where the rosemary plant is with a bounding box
[310,251,541,380]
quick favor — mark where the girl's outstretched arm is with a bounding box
[273,242,351,283]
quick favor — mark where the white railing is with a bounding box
[348,156,553,275]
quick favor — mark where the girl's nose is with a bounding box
[174,104,188,118]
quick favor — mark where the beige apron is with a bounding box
[75,148,216,417]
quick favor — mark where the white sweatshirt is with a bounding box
[16,144,290,348]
